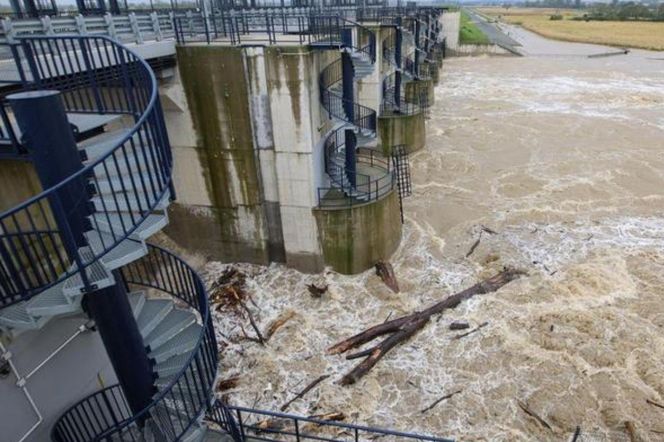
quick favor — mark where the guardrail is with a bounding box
[51,244,218,442]
[381,71,420,116]
[206,401,454,442]
[319,59,376,133]
[319,126,393,208]
[0,35,172,309]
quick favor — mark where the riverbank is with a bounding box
[479,7,664,51]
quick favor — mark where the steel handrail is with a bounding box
[0,35,172,308]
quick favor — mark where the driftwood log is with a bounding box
[328,268,526,385]
[375,260,400,293]
[280,375,330,412]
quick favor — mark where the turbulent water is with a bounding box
[205,36,664,441]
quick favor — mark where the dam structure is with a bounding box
[0,2,448,442]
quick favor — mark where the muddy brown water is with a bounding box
[205,32,664,442]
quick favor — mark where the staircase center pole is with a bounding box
[85,274,156,417]
[8,91,89,253]
[344,129,357,188]
[414,17,421,76]
[394,18,402,110]
[341,50,355,123]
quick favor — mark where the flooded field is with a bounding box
[206,35,664,441]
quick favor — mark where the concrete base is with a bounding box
[313,191,402,275]
[378,111,426,155]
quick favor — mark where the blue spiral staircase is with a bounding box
[314,16,395,206]
[0,35,221,441]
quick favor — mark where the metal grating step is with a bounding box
[91,170,154,195]
[62,246,115,299]
[90,212,168,241]
[91,190,170,214]
[85,229,148,270]
[128,291,146,319]
[145,308,197,352]
[150,323,201,364]
[79,129,133,160]
[154,348,197,379]
[0,302,49,330]
[25,282,81,317]
[68,113,123,138]
[137,299,173,338]
[91,191,151,214]
[181,425,207,442]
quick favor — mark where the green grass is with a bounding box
[459,11,491,45]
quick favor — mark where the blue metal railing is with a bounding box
[0,35,173,308]
[319,59,376,133]
[318,126,394,208]
[51,244,218,442]
[381,72,420,116]
[206,401,454,442]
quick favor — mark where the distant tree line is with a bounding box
[515,0,584,9]
[503,0,664,21]
[580,2,664,21]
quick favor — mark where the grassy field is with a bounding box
[478,7,664,51]
[459,10,490,45]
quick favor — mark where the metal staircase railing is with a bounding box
[206,401,454,442]
[51,244,218,442]
[319,126,393,207]
[380,71,420,116]
[319,59,376,133]
[0,35,173,309]
[316,16,392,207]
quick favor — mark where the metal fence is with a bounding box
[207,401,454,442]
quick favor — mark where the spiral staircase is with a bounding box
[0,35,221,442]
[375,12,436,117]
[0,9,450,442]
[315,16,395,206]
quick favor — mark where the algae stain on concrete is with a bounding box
[314,191,402,274]
[266,47,306,129]
[175,45,268,262]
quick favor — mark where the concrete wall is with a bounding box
[356,25,387,114]
[166,46,271,264]
[452,44,511,56]
[441,11,460,50]
[313,190,402,274]
[261,46,327,272]
[378,111,426,155]
[0,160,41,213]
[166,44,337,273]
[0,317,116,442]
[164,41,408,275]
